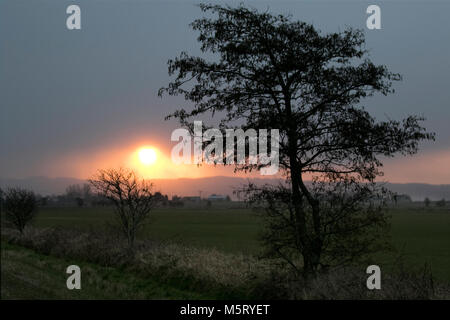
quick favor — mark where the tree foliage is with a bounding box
[160,4,435,276]
[242,179,391,275]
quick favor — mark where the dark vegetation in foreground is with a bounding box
[2,226,449,300]
[1,241,207,299]
[29,205,450,282]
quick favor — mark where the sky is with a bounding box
[1,0,449,183]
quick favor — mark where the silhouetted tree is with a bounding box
[89,168,158,248]
[66,184,82,199]
[393,194,412,205]
[65,183,94,207]
[424,197,431,208]
[3,187,38,234]
[160,4,434,276]
[40,196,49,207]
[243,180,391,276]
[82,183,92,200]
[0,187,4,215]
[153,191,169,206]
[75,197,84,207]
[436,198,446,207]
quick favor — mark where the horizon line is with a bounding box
[1,175,450,186]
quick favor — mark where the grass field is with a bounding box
[33,206,264,255]
[0,241,210,299]
[27,205,450,282]
[1,205,449,299]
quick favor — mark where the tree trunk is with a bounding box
[284,90,323,277]
[287,134,315,277]
[290,165,323,277]
[285,95,317,277]
[297,176,323,274]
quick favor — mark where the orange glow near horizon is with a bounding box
[43,140,267,181]
[37,140,450,184]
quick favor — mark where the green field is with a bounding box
[28,205,450,282]
[2,205,449,299]
[0,241,209,299]
[33,206,264,255]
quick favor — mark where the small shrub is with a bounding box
[3,187,38,234]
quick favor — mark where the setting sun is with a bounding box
[138,147,157,165]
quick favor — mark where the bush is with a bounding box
[2,187,38,234]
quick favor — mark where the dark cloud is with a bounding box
[1,1,449,181]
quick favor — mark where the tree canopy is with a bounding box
[160,4,435,276]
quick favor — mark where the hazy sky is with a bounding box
[1,0,449,183]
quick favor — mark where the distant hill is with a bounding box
[1,176,449,201]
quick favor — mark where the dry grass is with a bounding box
[1,226,275,299]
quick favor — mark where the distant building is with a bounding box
[207,194,230,201]
[182,196,201,203]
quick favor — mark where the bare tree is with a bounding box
[0,187,4,215]
[436,198,446,207]
[89,168,157,248]
[66,184,82,199]
[3,187,38,234]
[65,183,93,207]
[82,183,92,201]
